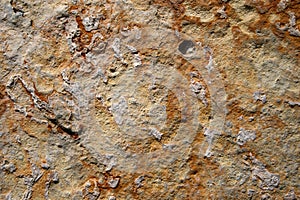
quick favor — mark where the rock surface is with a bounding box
[0,0,299,199]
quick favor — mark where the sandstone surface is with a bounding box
[0,0,299,199]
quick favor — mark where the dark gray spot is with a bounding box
[178,40,195,54]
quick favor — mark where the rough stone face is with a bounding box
[0,0,299,199]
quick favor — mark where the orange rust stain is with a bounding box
[152,0,186,30]
[14,150,33,177]
[224,85,287,140]
[31,171,50,199]
[186,153,223,199]
[231,26,250,46]
[32,82,49,103]
[243,1,300,61]
[69,5,79,12]
[249,15,270,32]
[74,15,93,51]
[261,116,286,130]
[245,0,276,14]
[0,85,9,117]
[166,90,181,127]
[221,4,237,20]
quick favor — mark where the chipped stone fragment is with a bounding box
[112,38,122,59]
[41,162,50,170]
[126,45,138,54]
[1,161,16,173]
[253,91,267,103]
[275,22,289,31]
[133,54,142,67]
[261,193,271,200]
[89,39,106,54]
[247,189,256,197]
[108,196,116,200]
[22,188,32,200]
[82,16,100,32]
[135,176,145,188]
[284,190,297,200]
[285,101,300,107]
[250,154,280,190]
[202,128,221,158]
[190,81,202,94]
[190,78,208,106]
[288,28,300,37]
[110,97,127,125]
[288,12,296,27]
[217,6,227,19]
[204,48,214,72]
[149,128,162,141]
[31,164,43,182]
[286,12,300,37]
[50,171,59,183]
[61,69,70,84]
[5,192,12,200]
[108,177,120,189]
[82,179,100,200]
[277,0,290,11]
[236,128,256,146]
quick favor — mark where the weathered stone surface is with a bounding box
[0,0,299,199]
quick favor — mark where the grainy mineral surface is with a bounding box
[0,0,299,199]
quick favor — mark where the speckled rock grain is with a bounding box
[0,0,299,199]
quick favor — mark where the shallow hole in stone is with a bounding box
[178,40,195,54]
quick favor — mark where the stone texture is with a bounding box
[0,0,299,199]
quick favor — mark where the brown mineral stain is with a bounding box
[152,0,186,30]
[21,119,49,138]
[231,26,250,46]
[165,90,181,138]
[75,15,93,50]
[187,154,223,199]
[0,85,9,117]
[261,116,286,130]
[244,1,300,61]
[33,82,49,103]
[14,150,33,177]
[31,171,50,200]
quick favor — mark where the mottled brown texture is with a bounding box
[0,0,299,199]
